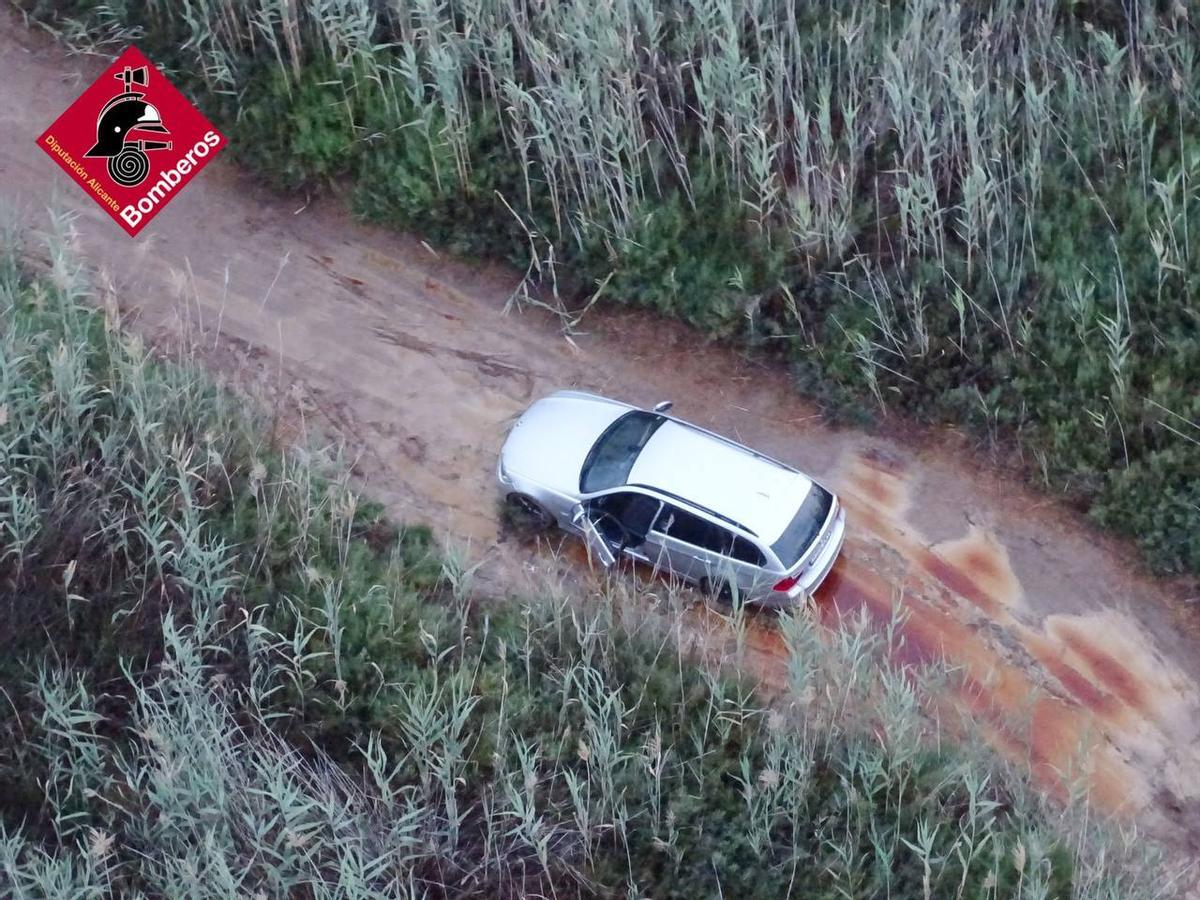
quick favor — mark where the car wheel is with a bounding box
[503,493,554,532]
[699,577,735,604]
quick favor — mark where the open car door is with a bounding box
[572,505,615,569]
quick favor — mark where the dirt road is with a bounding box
[4,15,1200,866]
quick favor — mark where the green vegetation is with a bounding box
[0,215,1171,896]
[21,0,1200,578]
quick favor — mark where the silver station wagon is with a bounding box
[497,390,846,606]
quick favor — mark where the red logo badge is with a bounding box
[36,47,225,237]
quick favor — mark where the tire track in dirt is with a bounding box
[3,15,1199,873]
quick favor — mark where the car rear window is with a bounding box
[770,484,834,568]
[580,411,665,493]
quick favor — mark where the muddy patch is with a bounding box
[817,447,1200,830]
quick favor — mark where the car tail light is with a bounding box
[773,574,801,592]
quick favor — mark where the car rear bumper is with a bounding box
[761,504,846,607]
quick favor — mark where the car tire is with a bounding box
[503,493,555,532]
[699,577,735,604]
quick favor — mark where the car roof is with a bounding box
[626,419,814,544]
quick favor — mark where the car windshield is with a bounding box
[580,411,665,493]
[770,484,834,568]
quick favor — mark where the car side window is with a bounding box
[656,504,765,565]
[588,492,662,545]
[729,535,766,567]
[656,504,728,555]
[588,492,627,517]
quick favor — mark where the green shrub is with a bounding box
[352,94,537,262]
[575,168,788,335]
[234,58,360,189]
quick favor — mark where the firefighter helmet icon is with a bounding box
[83,65,172,187]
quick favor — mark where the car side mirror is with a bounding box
[653,400,673,413]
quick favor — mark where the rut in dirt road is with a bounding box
[4,16,1200,863]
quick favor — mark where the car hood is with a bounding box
[500,391,631,496]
